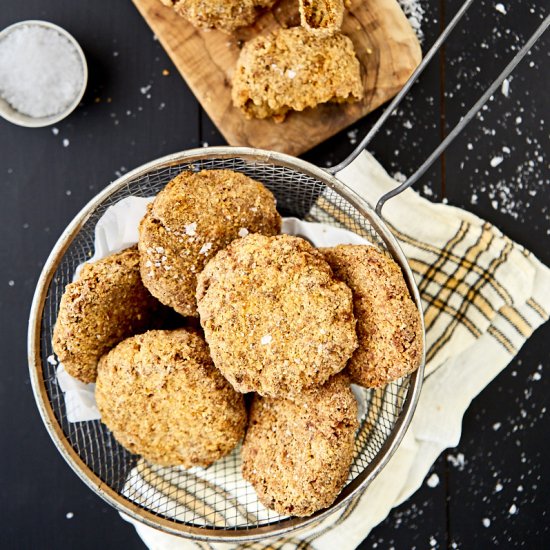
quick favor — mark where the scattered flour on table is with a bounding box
[0,26,84,118]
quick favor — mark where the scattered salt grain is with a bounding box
[0,25,84,118]
[393,171,407,183]
[184,222,197,236]
[495,482,503,492]
[8,280,15,287]
[66,512,74,519]
[52,127,59,135]
[447,452,465,470]
[397,0,425,42]
[199,242,212,255]
[495,3,507,14]
[238,228,249,238]
[140,84,152,95]
[492,422,502,431]
[47,354,58,365]
[261,334,272,345]
[509,504,518,515]
[532,372,541,381]
[501,78,510,97]
[490,156,503,167]
[482,518,491,527]
[502,146,511,154]
[426,473,439,488]
[62,138,70,148]
[347,129,358,145]
[286,69,296,79]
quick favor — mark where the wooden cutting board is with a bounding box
[132,0,421,156]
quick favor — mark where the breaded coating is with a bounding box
[159,0,276,33]
[96,329,247,467]
[322,245,423,388]
[299,0,345,35]
[138,169,280,317]
[196,234,358,398]
[52,246,160,384]
[242,373,358,516]
[232,27,364,122]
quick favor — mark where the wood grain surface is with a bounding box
[132,0,421,155]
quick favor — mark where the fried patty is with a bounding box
[242,373,358,516]
[138,169,280,317]
[322,245,423,387]
[299,0,345,34]
[232,27,363,122]
[52,246,160,383]
[159,0,276,32]
[96,328,247,467]
[196,234,358,398]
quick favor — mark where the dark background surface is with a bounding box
[1,1,548,548]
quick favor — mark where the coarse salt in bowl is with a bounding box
[0,20,87,128]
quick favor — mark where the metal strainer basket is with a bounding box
[27,147,425,541]
[28,6,547,542]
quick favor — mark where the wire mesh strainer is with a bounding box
[28,148,425,541]
[27,7,548,542]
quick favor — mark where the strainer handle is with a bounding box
[374,15,548,217]
[327,0,475,176]
[328,6,549,217]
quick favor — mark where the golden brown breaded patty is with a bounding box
[232,27,363,122]
[96,328,247,467]
[299,0,345,35]
[322,245,423,388]
[242,373,358,516]
[196,234,358,397]
[165,0,276,32]
[138,169,280,317]
[52,246,160,384]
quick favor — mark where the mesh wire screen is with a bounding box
[37,154,415,536]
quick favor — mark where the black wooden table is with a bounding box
[1,1,548,548]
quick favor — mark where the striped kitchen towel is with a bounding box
[124,151,550,550]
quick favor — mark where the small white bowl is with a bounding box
[0,20,88,128]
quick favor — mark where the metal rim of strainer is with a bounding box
[28,146,426,542]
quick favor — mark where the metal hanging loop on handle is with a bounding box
[327,0,476,175]
[375,14,549,217]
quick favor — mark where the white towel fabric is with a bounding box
[122,151,550,549]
